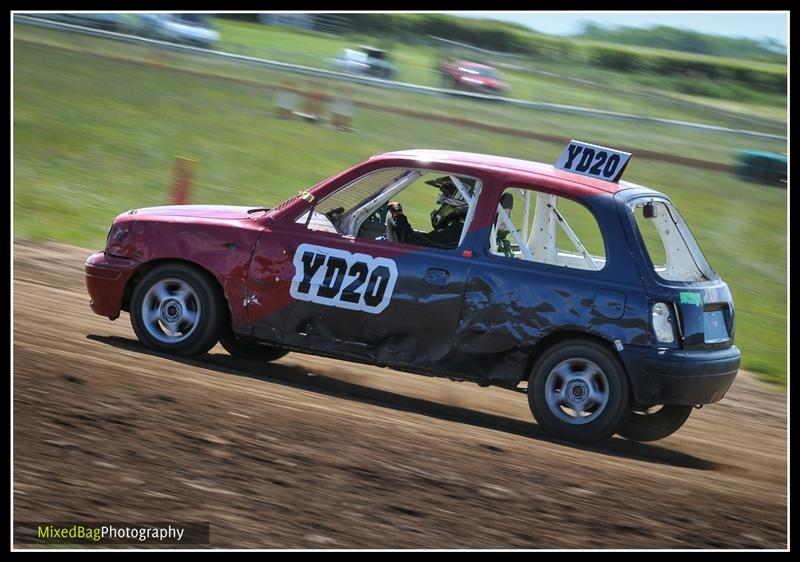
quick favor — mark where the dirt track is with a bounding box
[13,240,787,548]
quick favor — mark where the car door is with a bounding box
[245,174,478,372]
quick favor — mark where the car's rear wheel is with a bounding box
[528,340,631,443]
[617,405,693,442]
[219,330,289,363]
[130,263,225,356]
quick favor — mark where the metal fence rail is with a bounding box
[13,15,787,142]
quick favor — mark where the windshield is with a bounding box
[476,67,500,79]
[629,197,717,283]
[364,49,386,60]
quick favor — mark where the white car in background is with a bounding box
[330,46,397,80]
[140,14,219,48]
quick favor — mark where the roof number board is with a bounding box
[555,140,632,182]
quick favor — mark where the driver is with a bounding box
[385,176,472,249]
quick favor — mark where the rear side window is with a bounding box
[630,198,717,282]
[489,187,606,271]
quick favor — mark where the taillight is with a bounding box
[651,302,676,343]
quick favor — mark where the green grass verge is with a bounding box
[13,36,787,385]
[12,25,788,167]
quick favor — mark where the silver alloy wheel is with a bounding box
[140,278,201,344]
[544,358,610,425]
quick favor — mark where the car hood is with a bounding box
[125,205,259,220]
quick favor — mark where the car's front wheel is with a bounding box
[617,405,693,442]
[528,340,631,443]
[130,263,225,356]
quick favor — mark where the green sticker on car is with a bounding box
[679,292,703,307]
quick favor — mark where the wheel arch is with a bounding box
[522,330,630,386]
[121,258,232,325]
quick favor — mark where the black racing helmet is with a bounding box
[427,176,473,229]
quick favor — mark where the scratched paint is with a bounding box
[85,150,740,407]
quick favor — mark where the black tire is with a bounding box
[528,340,631,444]
[130,263,226,356]
[219,331,289,363]
[617,405,693,442]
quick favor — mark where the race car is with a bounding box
[85,142,740,444]
[440,60,509,95]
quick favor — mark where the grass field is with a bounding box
[13,29,787,385]
[14,25,787,167]
[213,18,788,127]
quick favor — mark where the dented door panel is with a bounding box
[453,256,650,385]
[246,226,470,369]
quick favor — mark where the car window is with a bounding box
[296,167,481,250]
[476,67,500,79]
[488,186,606,271]
[630,198,717,282]
[364,49,386,60]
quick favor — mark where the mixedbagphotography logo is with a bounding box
[15,522,210,545]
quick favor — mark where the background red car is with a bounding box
[440,60,509,95]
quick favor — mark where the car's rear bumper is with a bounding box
[85,251,138,320]
[621,345,741,406]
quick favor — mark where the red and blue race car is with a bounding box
[85,142,740,443]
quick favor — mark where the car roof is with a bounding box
[370,149,645,196]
